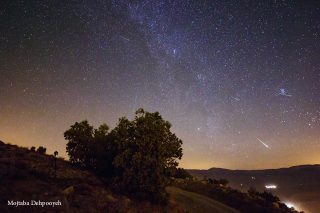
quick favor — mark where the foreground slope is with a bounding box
[167,186,240,213]
[0,141,179,212]
[0,141,241,213]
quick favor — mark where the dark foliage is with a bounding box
[249,189,280,203]
[52,151,59,178]
[94,124,118,179]
[64,121,95,168]
[208,178,214,184]
[170,168,192,179]
[64,109,183,203]
[36,146,46,154]
[111,109,183,203]
[207,178,229,186]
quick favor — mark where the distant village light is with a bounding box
[265,184,277,189]
[285,202,294,208]
[284,201,299,211]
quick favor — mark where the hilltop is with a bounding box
[0,140,304,213]
[0,141,239,212]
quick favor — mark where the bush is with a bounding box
[36,146,46,154]
[219,178,229,186]
[248,187,258,197]
[258,191,280,203]
[171,168,192,179]
[208,178,214,184]
[210,178,229,186]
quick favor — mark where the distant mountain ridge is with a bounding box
[188,165,320,213]
[207,164,320,171]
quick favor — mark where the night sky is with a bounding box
[1,0,319,169]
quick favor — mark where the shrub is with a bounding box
[211,178,229,186]
[208,178,214,184]
[171,168,192,179]
[248,187,258,197]
[258,191,280,203]
[36,146,46,154]
[219,178,229,186]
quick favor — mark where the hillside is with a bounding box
[188,166,320,213]
[0,141,240,213]
[167,186,240,213]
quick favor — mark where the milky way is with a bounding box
[1,0,319,169]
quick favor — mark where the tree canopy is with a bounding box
[64,108,183,202]
[64,120,95,168]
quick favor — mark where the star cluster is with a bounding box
[1,0,319,169]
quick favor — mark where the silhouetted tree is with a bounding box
[208,178,214,184]
[36,146,46,154]
[94,123,117,178]
[64,121,117,178]
[212,178,229,186]
[64,109,183,203]
[171,168,192,179]
[248,187,258,197]
[258,191,280,203]
[219,178,229,186]
[64,121,95,168]
[112,108,183,202]
[53,151,58,178]
[30,146,36,152]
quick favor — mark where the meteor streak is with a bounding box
[120,35,130,41]
[257,138,270,149]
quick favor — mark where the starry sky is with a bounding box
[1,0,320,169]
